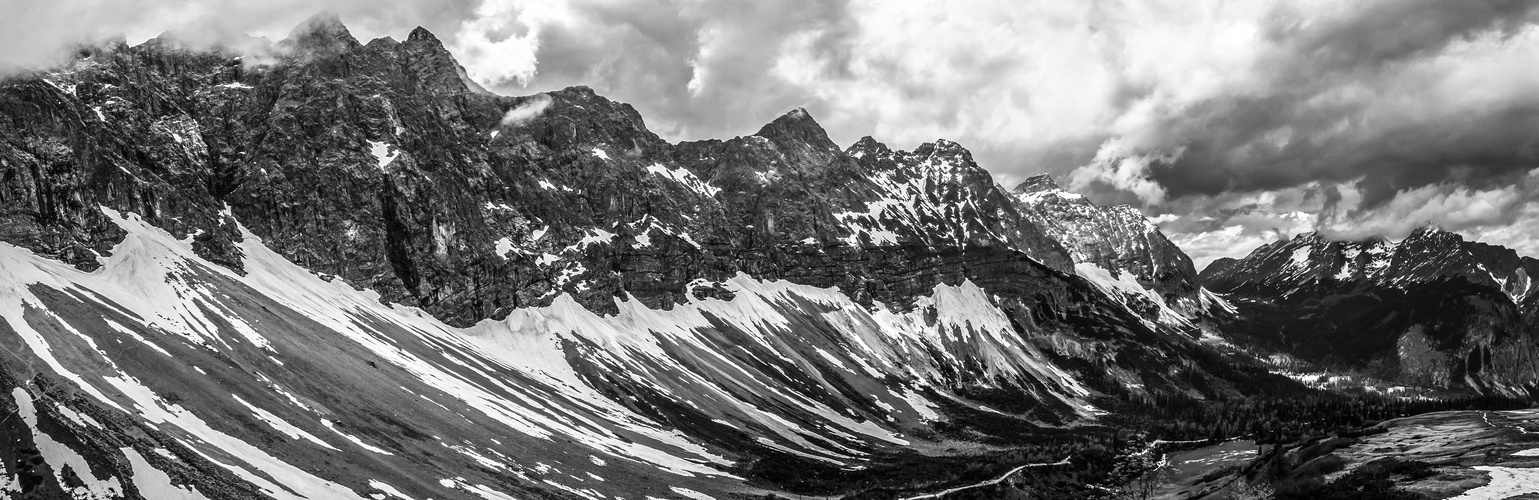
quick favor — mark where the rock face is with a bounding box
[1012,174,1203,320]
[1203,228,1539,393]
[0,13,1091,327]
[0,13,1300,500]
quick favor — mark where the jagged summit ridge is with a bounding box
[845,135,889,159]
[1010,172,1201,319]
[407,25,441,43]
[6,12,1091,323]
[752,106,839,152]
[1014,173,1062,194]
[281,10,361,54]
[1204,226,1539,301]
[0,11,1219,329]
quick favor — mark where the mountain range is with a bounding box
[1204,227,1539,395]
[0,12,1533,500]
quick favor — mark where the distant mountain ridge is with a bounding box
[1203,227,1539,301]
[1203,227,1539,393]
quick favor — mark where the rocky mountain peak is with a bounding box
[845,135,892,161]
[915,138,967,156]
[281,10,361,55]
[905,139,984,178]
[753,107,839,153]
[553,84,596,97]
[1012,170,1201,318]
[1404,225,1457,243]
[1013,174,1062,194]
[396,25,477,95]
[1202,257,1241,277]
[525,85,667,154]
[1107,204,1148,219]
[407,26,441,44]
[289,10,347,36]
[1290,231,1327,244]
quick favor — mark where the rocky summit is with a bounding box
[1013,174,1204,321]
[0,12,1535,500]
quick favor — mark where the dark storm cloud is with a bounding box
[1119,0,1539,208]
[1279,0,1539,70]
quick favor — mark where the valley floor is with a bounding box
[1165,409,1539,500]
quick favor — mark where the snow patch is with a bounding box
[670,487,716,500]
[232,395,338,450]
[1076,263,1190,328]
[368,480,418,500]
[322,419,394,455]
[122,447,212,500]
[575,228,617,249]
[646,163,720,197]
[1449,466,1539,499]
[54,401,104,429]
[1289,247,1310,267]
[494,237,515,259]
[12,387,124,499]
[368,141,398,170]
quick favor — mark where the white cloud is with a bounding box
[1319,183,1527,240]
[501,93,553,126]
[1168,225,1274,271]
[1461,203,1539,258]
[448,0,570,87]
[1067,141,1182,206]
[1162,208,1316,270]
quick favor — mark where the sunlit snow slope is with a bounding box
[0,208,1133,499]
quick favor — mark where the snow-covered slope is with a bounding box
[0,206,1201,498]
[0,209,741,499]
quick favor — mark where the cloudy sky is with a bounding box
[5,0,1539,268]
